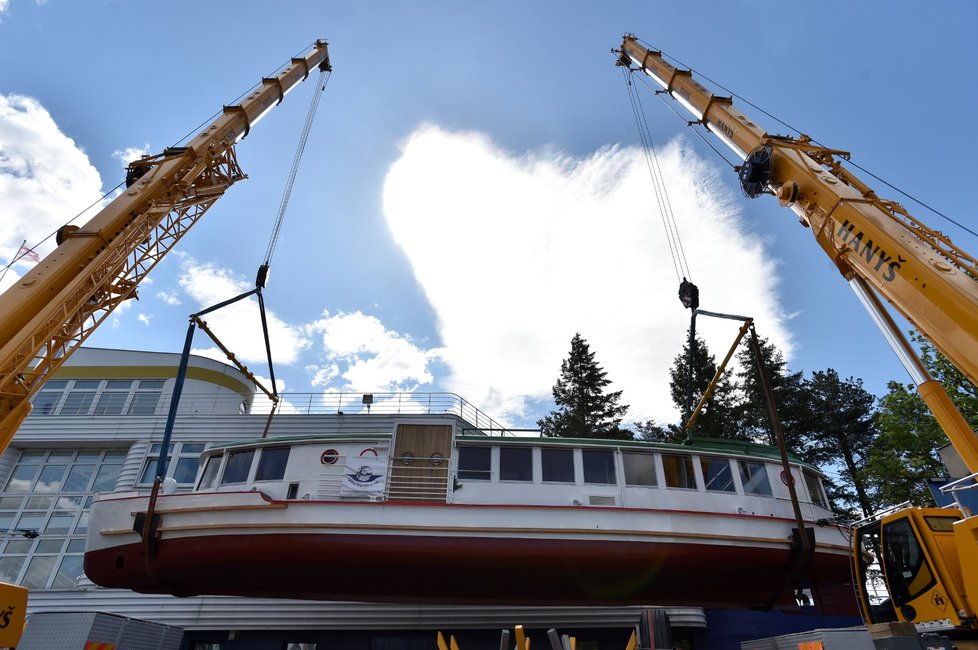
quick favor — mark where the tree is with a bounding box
[802,369,878,518]
[538,333,632,439]
[864,332,978,508]
[734,334,809,451]
[667,330,743,440]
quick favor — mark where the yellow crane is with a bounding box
[618,33,978,636]
[0,40,330,647]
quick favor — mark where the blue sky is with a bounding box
[1,1,976,428]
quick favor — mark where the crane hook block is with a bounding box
[679,277,700,311]
[255,264,270,289]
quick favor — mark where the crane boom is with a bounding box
[0,40,331,451]
[619,34,978,472]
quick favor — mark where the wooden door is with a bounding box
[387,424,453,501]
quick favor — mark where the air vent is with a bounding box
[588,495,617,506]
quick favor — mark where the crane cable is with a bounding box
[257,65,332,287]
[621,66,693,285]
[631,36,975,241]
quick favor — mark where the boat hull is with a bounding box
[85,492,858,615]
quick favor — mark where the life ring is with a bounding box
[320,449,339,465]
[360,448,378,457]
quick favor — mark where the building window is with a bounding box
[285,644,318,650]
[92,380,133,415]
[32,380,68,415]
[139,442,206,485]
[541,448,574,483]
[30,378,165,416]
[59,380,100,415]
[662,454,696,489]
[622,452,656,486]
[457,446,491,480]
[0,448,126,589]
[700,457,735,492]
[582,449,616,485]
[128,379,165,415]
[255,447,290,481]
[499,447,532,481]
[738,461,772,496]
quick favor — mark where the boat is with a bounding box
[84,418,858,615]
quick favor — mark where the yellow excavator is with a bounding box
[0,40,330,648]
[618,34,978,637]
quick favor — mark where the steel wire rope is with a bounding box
[3,42,324,280]
[263,66,331,268]
[0,181,124,283]
[621,67,691,284]
[635,36,973,239]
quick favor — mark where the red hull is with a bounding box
[85,531,858,615]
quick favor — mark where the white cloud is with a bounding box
[112,144,150,171]
[0,0,9,16]
[157,290,181,306]
[175,254,309,365]
[137,313,151,326]
[383,125,791,425]
[306,311,442,392]
[0,94,105,291]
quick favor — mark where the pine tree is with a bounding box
[802,369,878,518]
[667,330,742,439]
[538,333,632,439]
[734,334,808,450]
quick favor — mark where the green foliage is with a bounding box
[864,333,978,508]
[801,369,878,518]
[667,330,743,440]
[538,333,632,440]
[734,334,808,451]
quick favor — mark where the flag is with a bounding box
[340,454,387,497]
[16,243,40,263]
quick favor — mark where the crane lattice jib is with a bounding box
[0,40,331,449]
[620,35,978,389]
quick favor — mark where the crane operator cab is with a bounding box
[853,509,972,630]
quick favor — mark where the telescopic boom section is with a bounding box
[0,40,331,450]
[620,34,978,471]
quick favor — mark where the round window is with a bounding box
[430,452,444,466]
[400,452,415,465]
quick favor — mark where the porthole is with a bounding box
[400,452,415,465]
[430,452,444,466]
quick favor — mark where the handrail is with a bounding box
[938,471,978,516]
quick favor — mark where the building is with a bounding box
[6,347,721,649]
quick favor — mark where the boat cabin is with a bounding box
[192,424,834,520]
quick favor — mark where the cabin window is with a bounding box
[803,471,828,508]
[882,516,936,607]
[541,448,574,483]
[457,446,491,480]
[582,449,616,485]
[622,452,656,486]
[700,457,735,492]
[662,454,696,489]
[255,447,290,481]
[198,455,222,489]
[500,447,532,481]
[738,461,772,496]
[221,450,255,485]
